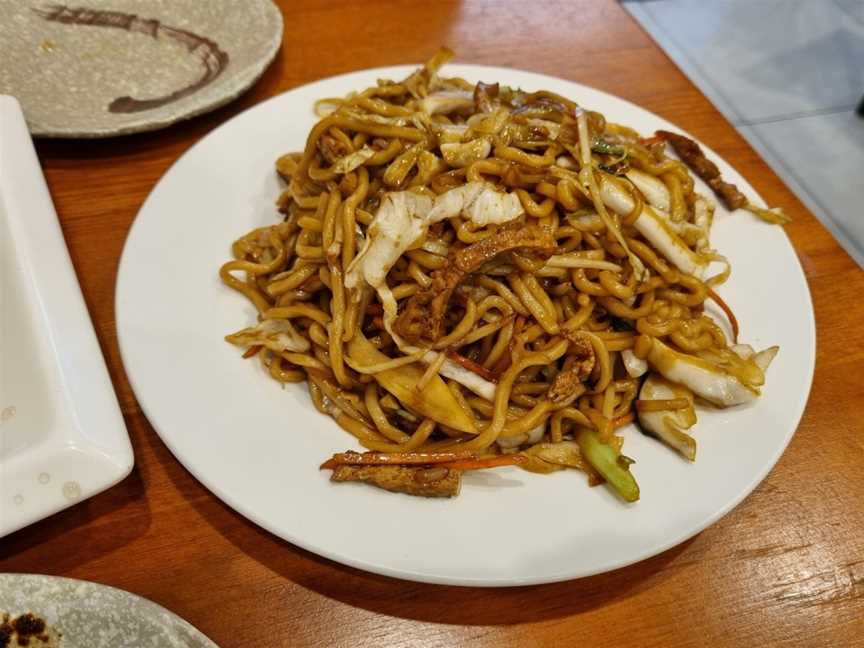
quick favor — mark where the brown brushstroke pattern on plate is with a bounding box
[33,4,229,113]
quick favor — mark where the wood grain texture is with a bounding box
[2,1,862,646]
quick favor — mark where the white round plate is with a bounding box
[116,64,815,586]
[0,573,217,647]
[0,0,283,138]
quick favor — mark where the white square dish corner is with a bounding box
[1,95,133,538]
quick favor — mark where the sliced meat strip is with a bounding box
[330,464,462,497]
[656,130,748,210]
[394,226,558,342]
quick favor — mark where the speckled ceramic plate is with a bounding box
[0,0,283,138]
[0,574,218,648]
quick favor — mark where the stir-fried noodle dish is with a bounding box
[220,49,782,501]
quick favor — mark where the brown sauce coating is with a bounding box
[0,613,52,648]
[394,225,557,342]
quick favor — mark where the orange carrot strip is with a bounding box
[242,345,262,359]
[436,454,527,471]
[320,450,476,469]
[613,413,634,429]
[446,350,500,382]
[639,135,665,147]
[707,287,739,343]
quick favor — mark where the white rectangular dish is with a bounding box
[0,95,133,537]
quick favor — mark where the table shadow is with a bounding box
[0,460,149,574]
[176,466,695,626]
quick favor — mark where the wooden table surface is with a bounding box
[3,1,863,646]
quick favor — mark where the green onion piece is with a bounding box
[577,429,640,502]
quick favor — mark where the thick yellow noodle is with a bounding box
[219,50,773,499]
